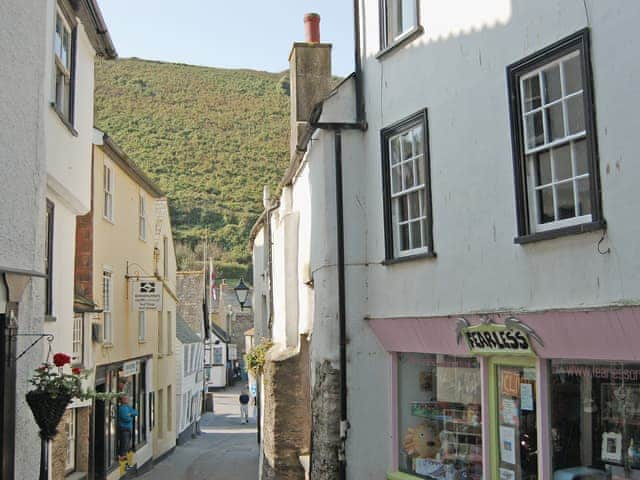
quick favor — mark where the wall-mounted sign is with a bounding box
[132,280,163,311]
[122,360,139,377]
[460,322,535,356]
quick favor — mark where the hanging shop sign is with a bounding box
[132,280,163,311]
[122,360,139,377]
[456,317,543,356]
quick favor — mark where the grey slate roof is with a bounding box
[176,313,201,344]
[210,321,230,343]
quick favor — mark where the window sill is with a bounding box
[382,251,436,266]
[514,219,606,244]
[376,26,424,60]
[50,103,78,137]
[102,342,114,348]
[44,315,57,322]
[138,339,147,344]
[102,216,115,225]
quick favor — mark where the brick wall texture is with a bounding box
[74,212,93,300]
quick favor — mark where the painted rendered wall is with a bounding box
[175,340,202,435]
[91,143,178,464]
[0,0,48,478]
[344,1,640,478]
[360,1,640,319]
[251,228,269,342]
[44,0,95,216]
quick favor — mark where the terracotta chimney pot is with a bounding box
[304,13,321,43]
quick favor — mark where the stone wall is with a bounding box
[261,337,311,480]
[310,361,340,479]
[176,271,205,336]
[51,406,91,479]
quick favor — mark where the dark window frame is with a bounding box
[507,28,604,244]
[381,108,435,262]
[378,0,422,56]
[45,200,54,316]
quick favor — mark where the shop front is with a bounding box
[93,356,150,478]
[371,307,640,480]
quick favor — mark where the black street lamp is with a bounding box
[233,278,250,310]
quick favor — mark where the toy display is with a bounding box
[403,422,441,459]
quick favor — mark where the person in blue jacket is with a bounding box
[118,396,138,459]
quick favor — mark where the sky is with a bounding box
[99,0,355,76]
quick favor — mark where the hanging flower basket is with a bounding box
[25,390,72,440]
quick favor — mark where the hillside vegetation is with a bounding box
[94,58,290,270]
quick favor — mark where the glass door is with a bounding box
[491,358,539,480]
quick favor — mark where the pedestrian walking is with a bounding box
[118,396,138,460]
[239,389,250,424]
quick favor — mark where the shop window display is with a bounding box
[552,360,640,479]
[398,353,482,479]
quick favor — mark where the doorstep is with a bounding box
[65,473,87,480]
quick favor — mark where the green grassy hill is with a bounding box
[94,57,290,271]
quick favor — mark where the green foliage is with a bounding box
[94,58,290,266]
[245,339,274,377]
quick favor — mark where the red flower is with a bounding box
[72,367,82,375]
[53,353,71,367]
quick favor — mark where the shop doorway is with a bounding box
[490,358,538,480]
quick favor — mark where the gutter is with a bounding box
[84,0,117,59]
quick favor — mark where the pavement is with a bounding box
[138,384,259,480]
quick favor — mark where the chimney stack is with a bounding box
[304,13,321,43]
[289,14,332,155]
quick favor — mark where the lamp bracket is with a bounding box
[15,333,54,361]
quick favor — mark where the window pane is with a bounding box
[546,103,565,142]
[553,144,572,181]
[556,182,576,220]
[551,361,640,477]
[563,55,582,94]
[401,132,413,160]
[537,187,554,224]
[399,224,409,251]
[62,29,70,68]
[398,354,482,478]
[402,162,415,190]
[390,137,401,165]
[573,140,589,175]
[522,76,541,112]
[412,125,423,157]
[416,156,425,186]
[396,196,408,222]
[525,111,544,149]
[566,94,585,135]
[543,64,562,103]
[576,177,592,216]
[55,16,62,58]
[408,191,420,219]
[535,151,552,186]
[391,165,402,194]
[409,221,421,249]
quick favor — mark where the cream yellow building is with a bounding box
[75,129,177,479]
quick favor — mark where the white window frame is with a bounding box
[54,9,73,121]
[139,192,146,240]
[65,409,76,473]
[138,310,146,342]
[102,270,113,344]
[519,51,591,233]
[166,311,173,355]
[381,0,419,48]
[157,311,164,355]
[103,163,114,222]
[72,314,82,365]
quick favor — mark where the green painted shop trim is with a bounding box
[488,356,537,478]
[387,471,423,480]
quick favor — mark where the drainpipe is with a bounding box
[353,0,365,125]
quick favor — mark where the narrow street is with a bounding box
[139,385,259,480]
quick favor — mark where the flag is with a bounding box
[209,258,217,312]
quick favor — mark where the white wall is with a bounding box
[345,1,640,478]
[0,1,48,478]
[360,0,640,320]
